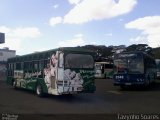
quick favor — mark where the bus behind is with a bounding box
[113,52,156,88]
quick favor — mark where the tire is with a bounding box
[120,85,126,90]
[147,76,150,85]
[145,76,150,87]
[36,84,44,97]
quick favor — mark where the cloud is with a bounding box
[74,34,83,37]
[58,34,85,47]
[49,0,137,25]
[90,41,97,45]
[105,33,113,37]
[129,35,148,44]
[12,27,41,38]
[68,0,82,5]
[49,17,63,26]
[0,26,41,52]
[125,16,160,48]
[53,4,59,9]
[119,18,124,22]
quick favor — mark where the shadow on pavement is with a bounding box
[118,80,160,91]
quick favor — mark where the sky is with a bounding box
[0,0,160,55]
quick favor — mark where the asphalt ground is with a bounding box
[0,79,160,120]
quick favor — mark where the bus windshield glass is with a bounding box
[114,53,144,74]
[156,59,160,71]
[65,54,94,68]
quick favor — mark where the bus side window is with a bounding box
[33,61,39,70]
[14,63,16,70]
[28,62,32,70]
[39,60,44,70]
[44,59,50,68]
[16,62,23,70]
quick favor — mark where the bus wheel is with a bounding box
[147,76,151,84]
[145,76,150,87]
[36,84,44,97]
[120,85,126,90]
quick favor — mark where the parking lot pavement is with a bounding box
[0,79,160,115]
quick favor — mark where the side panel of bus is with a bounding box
[156,59,160,79]
[7,49,96,95]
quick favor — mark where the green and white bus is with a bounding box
[94,61,114,79]
[7,47,96,96]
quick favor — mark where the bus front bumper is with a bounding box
[114,81,145,86]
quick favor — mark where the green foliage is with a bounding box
[78,44,160,59]
[80,45,113,61]
[153,47,160,59]
[126,44,153,56]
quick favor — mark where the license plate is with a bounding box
[125,83,131,85]
[77,87,83,91]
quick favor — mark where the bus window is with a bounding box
[128,57,144,74]
[65,54,94,69]
[114,54,143,74]
[33,61,39,70]
[39,60,44,70]
[44,59,50,68]
[114,59,128,73]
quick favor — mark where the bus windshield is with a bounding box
[95,64,101,70]
[156,59,160,71]
[65,54,94,68]
[114,53,144,74]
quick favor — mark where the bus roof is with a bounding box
[95,62,112,64]
[7,47,94,62]
[113,51,154,60]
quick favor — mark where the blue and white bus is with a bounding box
[113,51,156,88]
[156,59,160,79]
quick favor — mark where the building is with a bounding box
[0,47,16,61]
[0,32,5,43]
[0,47,16,80]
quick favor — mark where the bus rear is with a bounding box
[57,51,96,94]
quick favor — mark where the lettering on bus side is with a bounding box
[24,71,42,78]
[79,70,95,74]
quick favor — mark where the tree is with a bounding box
[126,44,153,56]
[153,47,160,59]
